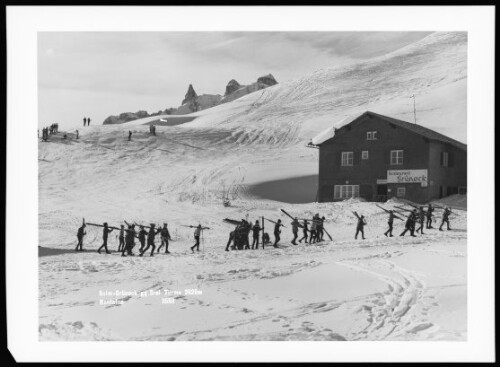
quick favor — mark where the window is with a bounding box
[367,131,378,140]
[442,152,449,167]
[361,151,369,160]
[341,152,353,166]
[396,187,406,198]
[334,185,360,199]
[390,150,404,165]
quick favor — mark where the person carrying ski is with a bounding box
[75,223,86,251]
[273,219,283,247]
[117,225,125,252]
[291,217,300,245]
[97,222,114,254]
[225,228,236,252]
[439,207,452,231]
[251,220,261,249]
[416,207,426,234]
[298,219,309,244]
[318,216,326,241]
[191,224,202,253]
[384,210,396,237]
[157,223,172,254]
[242,220,251,250]
[309,215,318,244]
[426,204,434,229]
[122,225,138,257]
[137,225,147,252]
[139,224,161,257]
[355,214,367,240]
[400,210,417,237]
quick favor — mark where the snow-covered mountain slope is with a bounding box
[126,31,466,143]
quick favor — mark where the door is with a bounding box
[377,184,388,202]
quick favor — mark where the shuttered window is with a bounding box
[441,151,455,167]
[441,152,449,167]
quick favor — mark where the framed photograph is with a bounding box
[6,5,495,363]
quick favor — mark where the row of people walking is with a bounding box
[74,205,455,255]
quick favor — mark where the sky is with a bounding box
[38,32,431,128]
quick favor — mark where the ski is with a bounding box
[375,204,404,221]
[322,227,333,241]
[394,206,414,213]
[280,209,304,228]
[223,218,242,226]
[86,222,121,230]
[181,225,211,230]
[134,221,160,229]
[263,217,285,227]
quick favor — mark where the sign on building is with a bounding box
[387,169,428,187]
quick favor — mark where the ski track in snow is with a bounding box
[38,32,467,341]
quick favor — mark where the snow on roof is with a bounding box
[312,111,467,151]
[311,126,335,146]
[311,113,364,145]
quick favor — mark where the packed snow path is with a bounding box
[39,218,466,341]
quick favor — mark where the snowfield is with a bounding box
[38,32,467,341]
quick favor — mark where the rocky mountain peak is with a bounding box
[257,74,278,86]
[225,79,242,96]
[182,84,198,105]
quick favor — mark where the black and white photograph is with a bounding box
[6,5,495,363]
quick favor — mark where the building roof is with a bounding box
[312,111,467,151]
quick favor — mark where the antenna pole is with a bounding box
[411,94,417,124]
